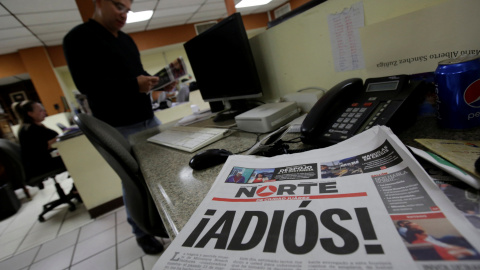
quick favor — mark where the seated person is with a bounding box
[12,100,67,178]
[176,82,190,103]
[226,172,246,183]
[252,173,265,183]
[151,80,190,109]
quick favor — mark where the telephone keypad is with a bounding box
[324,99,384,141]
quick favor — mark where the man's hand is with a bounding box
[137,75,159,93]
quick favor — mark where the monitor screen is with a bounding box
[183,13,263,107]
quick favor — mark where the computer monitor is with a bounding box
[183,12,263,122]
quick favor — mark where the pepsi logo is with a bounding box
[256,186,277,197]
[464,79,480,108]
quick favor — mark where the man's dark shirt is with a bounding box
[63,19,153,127]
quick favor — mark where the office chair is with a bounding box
[0,138,81,222]
[73,114,168,238]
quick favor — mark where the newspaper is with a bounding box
[153,126,480,270]
[414,139,480,180]
[151,56,187,91]
[409,146,480,189]
[413,156,480,231]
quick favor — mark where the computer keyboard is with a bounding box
[147,126,232,153]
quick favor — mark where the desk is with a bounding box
[53,134,124,217]
[130,116,480,239]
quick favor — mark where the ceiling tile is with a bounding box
[146,14,191,30]
[198,2,227,12]
[153,5,201,18]
[0,5,9,16]
[0,27,32,39]
[1,35,42,49]
[0,76,22,86]
[131,1,157,12]
[187,10,226,24]
[1,0,78,14]
[0,47,18,55]
[17,10,81,26]
[157,0,205,9]
[16,73,30,80]
[28,21,80,35]
[122,21,149,33]
[43,39,64,46]
[0,15,23,30]
[37,31,68,42]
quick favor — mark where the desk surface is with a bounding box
[130,119,258,237]
[130,116,480,239]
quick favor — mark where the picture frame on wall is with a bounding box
[9,91,27,103]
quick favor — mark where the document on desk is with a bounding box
[153,126,480,270]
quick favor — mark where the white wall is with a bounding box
[249,0,449,103]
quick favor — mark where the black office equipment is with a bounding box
[189,149,232,170]
[301,75,427,146]
[184,12,263,122]
[73,114,168,237]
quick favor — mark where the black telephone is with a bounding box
[301,75,427,146]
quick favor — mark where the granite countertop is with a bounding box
[130,116,480,239]
[130,119,259,238]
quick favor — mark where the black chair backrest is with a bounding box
[0,139,26,188]
[73,114,167,237]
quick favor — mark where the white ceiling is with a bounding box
[0,0,289,85]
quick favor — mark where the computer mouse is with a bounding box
[189,149,232,170]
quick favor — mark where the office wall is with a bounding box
[250,0,448,102]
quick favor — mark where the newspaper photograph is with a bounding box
[151,56,188,91]
[153,126,480,270]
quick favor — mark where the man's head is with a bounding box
[92,0,132,36]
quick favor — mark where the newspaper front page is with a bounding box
[153,126,480,270]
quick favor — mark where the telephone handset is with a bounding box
[301,75,426,146]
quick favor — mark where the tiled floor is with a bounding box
[0,173,170,270]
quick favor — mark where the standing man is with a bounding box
[63,0,165,254]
